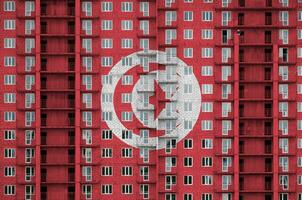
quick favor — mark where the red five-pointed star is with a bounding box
[149,80,171,119]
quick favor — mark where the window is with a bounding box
[140,2,149,16]
[4,148,16,158]
[82,39,92,53]
[25,20,35,35]
[4,93,16,103]
[299,11,302,21]
[4,185,15,195]
[202,84,213,94]
[202,11,213,21]
[102,75,112,85]
[101,2,113,12]
[279,29,289,44]
[121,166,133,176]
[102,130,112,140]
[184,175,193,185]
[101,57,112,67]
[201,120,213,130]
[4,1,15,11]
[298,175,302,185]
[121,2,133,12]
[201,175,213,185]
[101,20,113,30]
[102,111,113,121]
[82,2,92,16]
[82,112,92,126]
[184,29,193,39]
[140,21,149,35]
[101,184,112,194]
[184,157,193,167]
[184,11,193,21]
[121,184,132,194]
[4,20,15,30]
[298,48,302,58]
[184,194,193,200]
[184,120,193,130]
[122,75,133,85]
[25,1,35,16]
[184,48,193,58]
[298,30,302,40]
[121,148,133,158]
[121,112,133,121]
[4,38,16,48]
[202,48,213,58]
[121,39,133,49]
[222,139,232,153]
[4,56,15,67]
[25,38,35,53]
[25,111,35,127]
[82,75,92,90]
[121,20,133,30]
[201,194,213,200]
[4,130,15,140]
[4,166,15,177]
[184,139,193,149]
[82,185,92,199]
[202,139,213,149]
[81,57,92,72]
[280,11,289,26]
[4,112,15,122]
[25,93,35,108]
[201,157,213,167]
[202,29,213,39]
[165,11,177,25]
[122,93,132,103]
[222,11,231,26]
[201,66,213,76]
[101,166,112,176]
[82,130,92,145]
[101,148,112,158]
[101,39,113,49]
[4,75,16,85]
[201,102,213,112]
[82,166,92,181]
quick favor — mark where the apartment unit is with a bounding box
[1,0,302,200]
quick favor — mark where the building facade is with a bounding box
[0,0,302,200]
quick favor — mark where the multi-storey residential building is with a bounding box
[1,0,302,200]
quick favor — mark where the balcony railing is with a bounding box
[68,155,75,163]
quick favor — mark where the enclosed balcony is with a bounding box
[40,75,75,91]
[41,148,75,165]
[40,38,75,55]
[40,112,75,127]
[40,1,75,17]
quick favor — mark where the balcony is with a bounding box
[40,3,75,17]
[265,177,272,190]
[136,138,157,147]
[158,73,178,83]
[68,169,75,182]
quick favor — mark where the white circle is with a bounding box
[101,50,201,149]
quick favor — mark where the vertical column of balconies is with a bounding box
[35,0,41,199]
[135,1,158,199]
[219,1,297,200]
[16,1,39,200]
[214,1,236,200]
[235,0,275,199]
[156,1,179,200]
[77,0,101,199]
[75,1,80,199]
[38,0,76,199]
